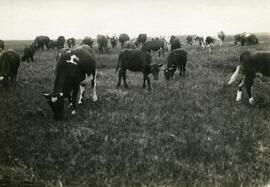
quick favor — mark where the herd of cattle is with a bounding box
[0,31,268,120]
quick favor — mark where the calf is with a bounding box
[116,49,162,90]
[163,67,176,80]
[228,51,270,105]
[42,45,97,120]
[21,45,35,62]
[0,49,20,87]
[167,49,188,77]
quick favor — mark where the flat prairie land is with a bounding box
[1,35,270,187]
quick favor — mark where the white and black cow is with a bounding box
[228,51,270,105]
[43,45,97,120]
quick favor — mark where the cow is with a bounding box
[0,49,20,87]
[42,45,97,120]
[81,37,94,48]
[56,36,65,49]
[109,36,118,48]
[48,40,56,50]
[228,51,270,105]
[136,34,147,48]
[0,40,4,49]
[116,49,163,90]
[186,35,193,45]
[67,38,76,48]
[141,39,165,58]
[166,49,187,77]
[170,38,181,51]
[33,36,50,50]
[163,67,176,80]
[97,35,109,53]
[217,31,225,43]
[169,35,176,44]
[21,45,35,62]
[195,36,204,47]
[119,33,130,47]
[234,33,258,46]
[122,41,136,49]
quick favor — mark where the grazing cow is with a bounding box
[21,45,35,62]
[186,35,193,45]
[228,51,270,105]
[167,49,188,77]
[122,41,136,49]
[42,45,97,120]
[119,33,130,47]
[234,33,258,46]
[34,36,50,50]
[0,40,4,49]
[136,34,147,48]
[141,39,165,58]
[0,49,20,87]
[67,38,76,48]
[116,49,163,90]
[81,36,94,48]
[217,31,225,43]
[97,35,109,53]
[163,67,176,80]
[56,36,65,49]
[170,38,181,50]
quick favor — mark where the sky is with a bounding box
[0,0,269,40]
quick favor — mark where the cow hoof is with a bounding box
[71,110,76,115]
[249,97,255,105]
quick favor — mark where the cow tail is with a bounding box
[228,54,243,85]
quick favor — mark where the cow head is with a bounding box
[42,92,64,120]
[163,67,176,80]
[150,64,163,80]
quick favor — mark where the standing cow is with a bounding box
[0,40,4,50]
[136,34,147,48]
[217,31,225,43]
[170,38,181,51]
[21,45,35,62]
[42,45,97,120]
[81,37,94,48]
[166,49,188,78]
[119,33,130,47]
[34,36,50,51]
[234,33,258,46]
[97,35,109,53]
[56,36,65,49]
[141,39,165,58]
[0,49,20,87]
[108,36,118,48]
[228,51,270,105]
[186,35,193,45]
[116,49,163,90]
[67,38,76,48]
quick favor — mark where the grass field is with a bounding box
[1,35,270,187]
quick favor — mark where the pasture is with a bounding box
[1,35,270,187]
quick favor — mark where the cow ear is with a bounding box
[42,92,51,99]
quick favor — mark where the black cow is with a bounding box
[119,33,130,47]
[34,36,50,50]
[97,35,109,53]
[170,35,176,44]
[170,38,181,50]
[163,67,176,80]
[122,41,136,49]
[0,49,20,87]
[234,33,258,46]
[81,37,94,48]
[0,40,4,50]
[42,45,97,120]
[186,35,193,45]
[195,36,204,46]
[167,49,187,77]
[56,36,65,49]
[21,45,35,62]
[48,40,56,49]
[116,49,163,90]
[141,39,165,58]
[136,34,147,48]
[228,51,270,105]
[67,38,76,48]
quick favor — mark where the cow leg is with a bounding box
[71,85,79,115]
[179,64,183,76]
[91,71,98,102]
[142,73,146,88]
[123,70,129,88]
[78,84,86,104]
[31,56,34,62]
[236,78,244,102]
[146,74,152,90]
[116,69,122,87]
[245,76,255,105]
[183,62,186,77]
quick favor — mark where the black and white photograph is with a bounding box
[0,0,270,186]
